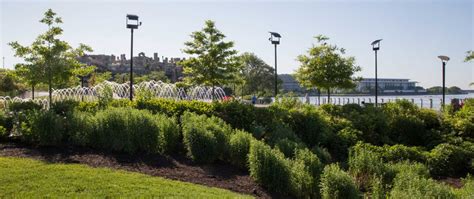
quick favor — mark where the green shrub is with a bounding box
[389,169,454,199]
[320,164,361,199]
[8,101,42,112]
[181,112,232,163]
[352,142,428,164]
[228,130,255,169]
[264,123,300,145]
[136,98,214,117]
[93,108,169,154]
[248,140,291,194]
[312,146,332,164]
[108,99,134,108]
[0,110,13,133]
[285,105,332,147]
[428,143,472,177]
[349,146,388,191]
[68,111,97,146]
[388,161,430,179]
[274,138,306,158]
[213,100,256,132]
[290,148,323,198]
[76,101,100,113]
[444,100,474,139]
[329,127,363,161]
[20,110,65,146]
[50,100,79,116]
[0,126,7,139]
[155,114,180,154]
[453,175,474,198]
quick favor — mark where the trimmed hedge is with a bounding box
[181,112,233,163]
[248,140,291,194]
[290,148,323,198]
[320,164,361,199]
[228,130,255,169]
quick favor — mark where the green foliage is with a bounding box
[290,148,323,198]
[92,108,177,154]
[320,164,361,199]
[76,101,100,113]
[453,175,474,198]
[8,101,42,112]
[387,161,430,179]
[228,130,255,169]
[444,98,474,139]
[9,9,94,102]
[312,146,332,164]
[285,104,332,147]
[348,146,388,191]
[427,143,473,177]
[239,52,275,97]
[180,112,233,163]
[180,20,241,89]
[135,98,214,117]
[68,111,97,146]
[213,100,256,132]
[274,138,306,158]
[295,35,361,100]
[51,100,79,116]
[0,111,13,133]
[0,126,6,140]
[20,110,65,146]
[389,169,454,199]
[248,140,291,194]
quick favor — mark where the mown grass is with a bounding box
[0,157,252,198]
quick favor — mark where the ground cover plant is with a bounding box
[0,98,473,198]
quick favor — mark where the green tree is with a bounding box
[465,50,474,62]
[9,9,93,103]
[135,71,170,83]
[466,51,473,86]
[239,52,275,97]
[90,71,111,86]
[72,65,96,87]
[295,35,361,101]
[179,20,241,98]
[0,70,19,96]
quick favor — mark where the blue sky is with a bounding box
[1,0,472,89]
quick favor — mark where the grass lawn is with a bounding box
[0,157,252,198]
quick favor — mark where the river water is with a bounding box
[295,93,474,110]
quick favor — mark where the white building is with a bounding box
[356,78,420,93]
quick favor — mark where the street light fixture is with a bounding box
[438,55,450,108]
[269,32,281,97]
[126,14,141,101]
[371,39,382,107]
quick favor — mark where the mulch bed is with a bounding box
[0,141,283,198]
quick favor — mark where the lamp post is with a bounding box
[126,14,141,101]
[437,55,450,108]
[269,32,281,97]
[371,39,382,107]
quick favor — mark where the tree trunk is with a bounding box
[327,88,331,104]
[31,85,35,100]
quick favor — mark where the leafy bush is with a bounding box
[349,146,388,191]
[213,100,256,132]
[285,105,332,147]
[352,142,428,164]
[329,127,363,161]
[312,145,332,164]
[0,126,7,139]
[0,110,13,133]
[228,130,255,169]
[453,175,474,198]
[389,169,454,199]
[181,112,232,163]
[387,161,430,179]
[248,140,291,194]
[320,164,361,199]
[50,100,79,116]
[68,111,97,146]
[20,110,65,146]
[290,148,323,198]
[274,138,306,158]
[155,114,180,154]
[136,98,214,117]
[76,101,100,113]
[444,99,474,139]
[428,143,472,177]
[8,101,42,112]
[108,99,134,108]
[92,107,174,154]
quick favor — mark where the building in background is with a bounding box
[279,74,305,93]
[356,78,425,93]
[78,52,184,82]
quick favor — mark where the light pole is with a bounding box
[438,55,450,108]
[269,32,281,97]
[371,39,382,107]
[126,14,141,101]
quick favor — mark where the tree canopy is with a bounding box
[294,35,360,100]
[9,9,93,102]
[239,52,276,97]
[179,20,241,91]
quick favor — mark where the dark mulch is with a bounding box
[0,141,284,198]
